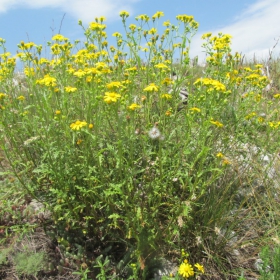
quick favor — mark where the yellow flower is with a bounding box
[128,103,141,110]
[135,14,149,21]
[148,28,157,35]
[144,83,159,92]
[38,58,49,65]
[176,14,194,23]
[89,22,106,31]
[194,78,226,92]
[18,41,35,50]
[112,32,122,37]
[106,81,122,90]
[255,64,263,69]
[96,62,108,70]
[194,263,204,274]
[216,152,224,158]
[273,93,280,98]
[141,95,147,102]
[36,74,57,87]
[161,94,172,99]
[165,110,172,116]
[173,43,181,48]
[189,107,201,113]
[104,92,121,104]
[211,80,226,92]
[222,158,231,165]
[70,120,87,130]
[99,16,106,22]
[152,11,164,20]
[52,34,68,41]
[210,120,223,127]
[162,77,174,86]
[201,32,212,39]
[163,20,170,27]
[269,121,280,129]
[24,67,35,77]
[65,86,78,93]
[129,24,137,32]
[0,93,7,100]
[55,110,61,115]
[125,66,137,72]
[88,123,94,129]
[17,95,25,101]
[86,76,92,83]
[178,261,194,278]
[155,63,168,69]
[245,112,256,120]
[76,139,83,145]
[102,40,108,47]
[119,11,129,18]
[73,69,86,78]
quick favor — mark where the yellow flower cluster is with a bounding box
[70,120,87,130]
[17,95,25,101]
[0,93,7,100]
[65,86,78,93]
[178,259,204,279]
[52,34,69,41]
[0,53,16,80]
[36,74,57,87]
[245,112,256,120]
[18,41,35,50]
[194,78,226,92]
[189,107,201,113]
[144,83,159,92]
[119,11,129,18]
[176,15,193,23]
[106,81,123,90]
[161,94,172,99]
[128,103,141,110]
[155,63,169,70]
[201,32,212,39]
[210,119,223,127]
[104,92,121,104]
[135,14,149,21]
[211,34,232,50]
[226,65,270,89]
[269,121,280,129]
[203,33,233,65]
[152,11,164,20]
[179,261,194,278]
[89,22,106,31]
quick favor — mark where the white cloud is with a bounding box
[190,0,280,62]
[0,0,140,22]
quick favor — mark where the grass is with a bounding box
[0,11,280,279]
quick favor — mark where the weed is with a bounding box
[14,251,46,277]
[0,10,279,279]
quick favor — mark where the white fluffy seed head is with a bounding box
[148,127,161,140]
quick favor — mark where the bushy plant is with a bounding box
[14,251,46,277]
[0,11,279,278]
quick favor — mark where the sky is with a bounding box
[0,0,280,65]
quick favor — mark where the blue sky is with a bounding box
[0,0,280,64]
